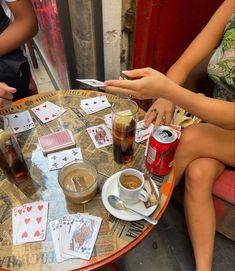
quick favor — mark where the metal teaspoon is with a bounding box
[108,195,158,225]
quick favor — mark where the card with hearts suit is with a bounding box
[12,201,49,245]
[31,101,66,123]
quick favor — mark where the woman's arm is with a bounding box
[0,0,38,56]
[165,81,235,130]
[106,68,235,129]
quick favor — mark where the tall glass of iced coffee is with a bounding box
[112,99,138,164]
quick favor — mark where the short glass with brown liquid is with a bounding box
[0,116,29,183]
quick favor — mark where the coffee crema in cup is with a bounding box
[120,174,142,190]
[118,168,149,204]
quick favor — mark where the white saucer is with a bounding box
[101,171,158,221]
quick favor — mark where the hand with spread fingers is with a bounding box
[104,67,171,100]
[0,82,16,107]
[144,98,175,127]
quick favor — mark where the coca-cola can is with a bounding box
[146,125,179,176]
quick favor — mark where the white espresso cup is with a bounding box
[118,168,149,204]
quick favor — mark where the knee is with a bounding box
[185,163,214,194]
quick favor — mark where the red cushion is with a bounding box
[212,170,235,205]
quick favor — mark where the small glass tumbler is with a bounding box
[0,116,29,183]
[58,160,98,204]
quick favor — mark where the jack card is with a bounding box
[87,124,112,148]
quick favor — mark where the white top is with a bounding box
[0,0,17,21]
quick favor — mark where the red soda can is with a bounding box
[146,125,179,176]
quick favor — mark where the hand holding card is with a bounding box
[76,79,106,88]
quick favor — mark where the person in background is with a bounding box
[104,0,235,270]
[0,0,38,106]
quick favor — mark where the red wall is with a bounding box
[132,0,223,74]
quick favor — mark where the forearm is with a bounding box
[164,82,235,130]
[0,19,38,56]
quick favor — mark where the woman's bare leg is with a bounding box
[171,123,234,270]
[184,158,224,271]
[173,123,235,186]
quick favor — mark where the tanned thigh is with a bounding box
[185,123,235,167]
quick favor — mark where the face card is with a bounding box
[38,129,76,154]
[80,96,111,114]
[31,101,66,123]
[64,214,102,260]
[12,201,48,245]
[76,79,106,88]
[135,120,154,143]
[87,124,112,148]
[4,111,35,133]
[48,147,83,170]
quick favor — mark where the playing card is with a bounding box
[87,124,113,148]
[170,124,182,138]
[80,96,111,115]
[38,129,76,155]
[76,79,106,88]
[50,213,90,262]
[64,214,102,260]
[12,201,49,245]
[50,219,67,263]
[48,147,83,170]
[104,113,112,129]
[4,111,35,133]
[31,101,66,123]
[135,120,154,143]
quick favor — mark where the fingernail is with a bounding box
[122,70,130,75]
[9,87,17,93]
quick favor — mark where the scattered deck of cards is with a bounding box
[50,213,102,263]
[12,201,48,245]
[80,96,111,114]
[3,101,67,135]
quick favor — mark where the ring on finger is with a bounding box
[150,108,157,113]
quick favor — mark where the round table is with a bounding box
[0,90,175,271]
